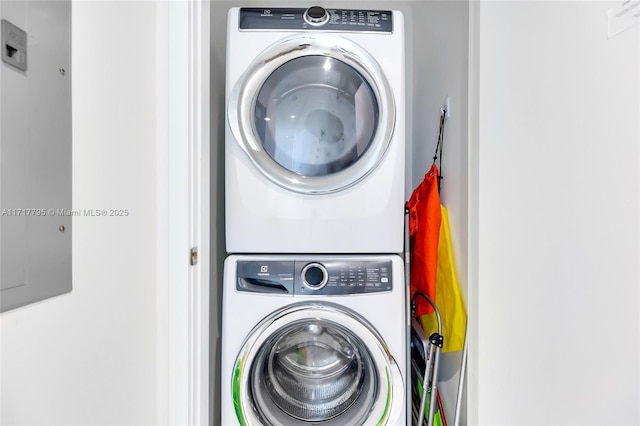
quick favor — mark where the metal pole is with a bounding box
[417,345,432,426]
[427,344,442,426]
[453,324,468,426]
[415,293,443,426]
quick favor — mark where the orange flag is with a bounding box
[407,164,441,316]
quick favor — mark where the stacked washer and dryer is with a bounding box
[221,6,407,425]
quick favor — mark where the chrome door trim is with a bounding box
[228,35,395,195]
[232,302,404,425]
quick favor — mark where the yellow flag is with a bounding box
[420,205,467,352]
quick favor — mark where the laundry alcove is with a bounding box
[211,1,640,426]
[210,1,470,424]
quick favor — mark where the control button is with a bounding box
[302,262,329,290]
[304,6,329,26]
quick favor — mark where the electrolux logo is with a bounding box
[257,265,270,277]
[261,9,272,17]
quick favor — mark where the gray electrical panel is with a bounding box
[1,1,72,312]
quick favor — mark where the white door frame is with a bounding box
[158,0,210,425]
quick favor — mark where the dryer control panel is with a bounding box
[237,260,393,295]
[238,7,393,33]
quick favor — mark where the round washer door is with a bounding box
[232,302,404,425]
[228,35,395,194]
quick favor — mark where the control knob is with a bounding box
[302,262,328,290]
[304,6,329,26]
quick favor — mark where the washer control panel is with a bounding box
[237,260,392,295]
[239,7,393,33]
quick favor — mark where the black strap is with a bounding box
[407,108,447,215]
[432,109,446,193]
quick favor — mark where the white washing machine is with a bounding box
[225,7,405,254]
[221,254,407,425]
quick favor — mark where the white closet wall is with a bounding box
[470,1,639,424]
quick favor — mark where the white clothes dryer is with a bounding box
[221,254,407,425]
[225,7,405,254]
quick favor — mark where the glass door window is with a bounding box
[231,303,404,425]
[250,319,376,424]
[228,35,395,194]
[254,56,378,178]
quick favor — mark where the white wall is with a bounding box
[470,1,639,424]
[1,2,159,424]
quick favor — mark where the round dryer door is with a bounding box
[228,35,395,194]
[231,302,404,425]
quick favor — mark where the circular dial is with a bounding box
[301,263,328,290]
[304,6,329,26]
